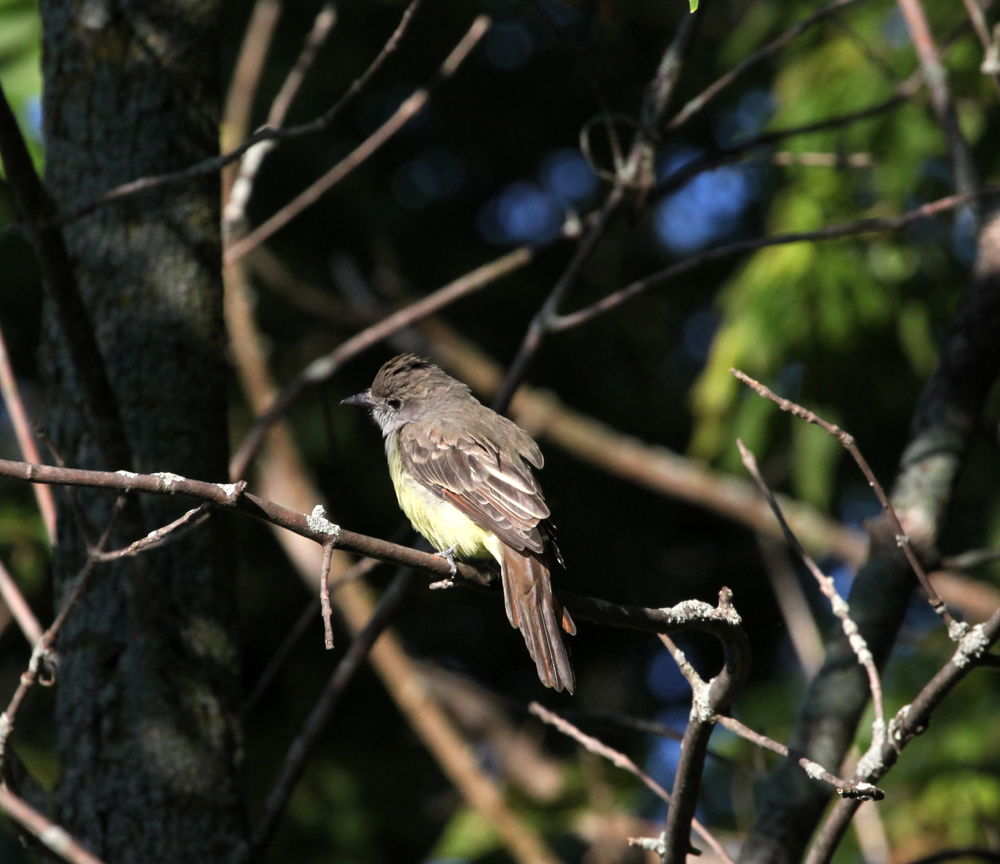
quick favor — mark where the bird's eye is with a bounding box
[387,398,402,410]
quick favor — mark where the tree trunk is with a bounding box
[37,1,245,860]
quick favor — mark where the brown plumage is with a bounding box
[343,354,575,692]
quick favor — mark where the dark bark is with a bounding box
[739,204,1000,864]
[37,1,245,861]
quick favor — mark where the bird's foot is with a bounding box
[434,544,459,577]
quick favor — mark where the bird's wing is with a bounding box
[398,417,549,554]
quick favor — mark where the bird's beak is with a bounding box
[341,390,375,408]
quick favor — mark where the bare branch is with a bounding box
[240,557,383,717]
[0,558,43,646]
[528,702,735,864]
[895,0,978,205]
[0,322,55,543]
[0,80,133,472]
[553,187,999,331]
[737,439,886,738]
[0,784,107,864]
[732,370,958,632]
[224,15,491,265]
[88,503,212,562]
[221,0,282,160]
[668,0,863,131]
[714,715,883,800]
[237,569,415,864]
[805,607,1000,864]
[0,498,124,770]
[757,535,825,676]
[492,10,703,414]
[958,0,1000,95]
[224,2,340,229]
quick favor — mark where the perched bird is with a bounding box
[343,354,575,692]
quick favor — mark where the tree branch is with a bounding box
[0,80,133,471]
[0,784,106,864]
[739,205,1000,864]
[237,569,415,863]
[805,607,1000,864]
[529,701,734,864]
[895,0,978,207]
[224,15,490,264]
[552,187,999,331]
[492,8,703,414]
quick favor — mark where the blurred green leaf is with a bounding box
[792,406,841,512]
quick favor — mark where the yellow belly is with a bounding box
[388,433,503,563]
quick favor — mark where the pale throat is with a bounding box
[386,430,502,564]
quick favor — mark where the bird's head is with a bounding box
[341,354,471,436]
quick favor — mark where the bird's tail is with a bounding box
[500,547,576,693]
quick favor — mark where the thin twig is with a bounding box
[959,0,1000,95]
[736,439,886,739]
[528,702,735,864]
[319,540,336,650]
[239,569,415,863]
[0,322,55,543]
[668,0,863,131]
[732,370,958,632]
[895,0,978,206]
[0,784,106,864]
[553,187,1000,331]
[60,1,424,225]
[714,715,883,799]
[224,2,340,230]
[242,598,317,718]
[805,607,1000,864]
[240,556,383,717]
[492,10,702,414]
[88,502,213,562]
[757,535,825,676]
[221,0,282,161]
[224,15,490,265]
[0,559,43,646]
[229,246,534,479]
[0,498,124,767]
[0,80,133,472]
[491,188,626,414]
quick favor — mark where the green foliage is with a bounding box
[0,0,42,173]
[791,408,841,512]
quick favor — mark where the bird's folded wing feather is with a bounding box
[398,418,548,554]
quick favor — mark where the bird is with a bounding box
[342,353,575,692]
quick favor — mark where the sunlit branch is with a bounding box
[0,784,107,864]
[737,439,886,737]
[732,370,958,632]
[552,187,999,331]
[805,606,1000,864]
